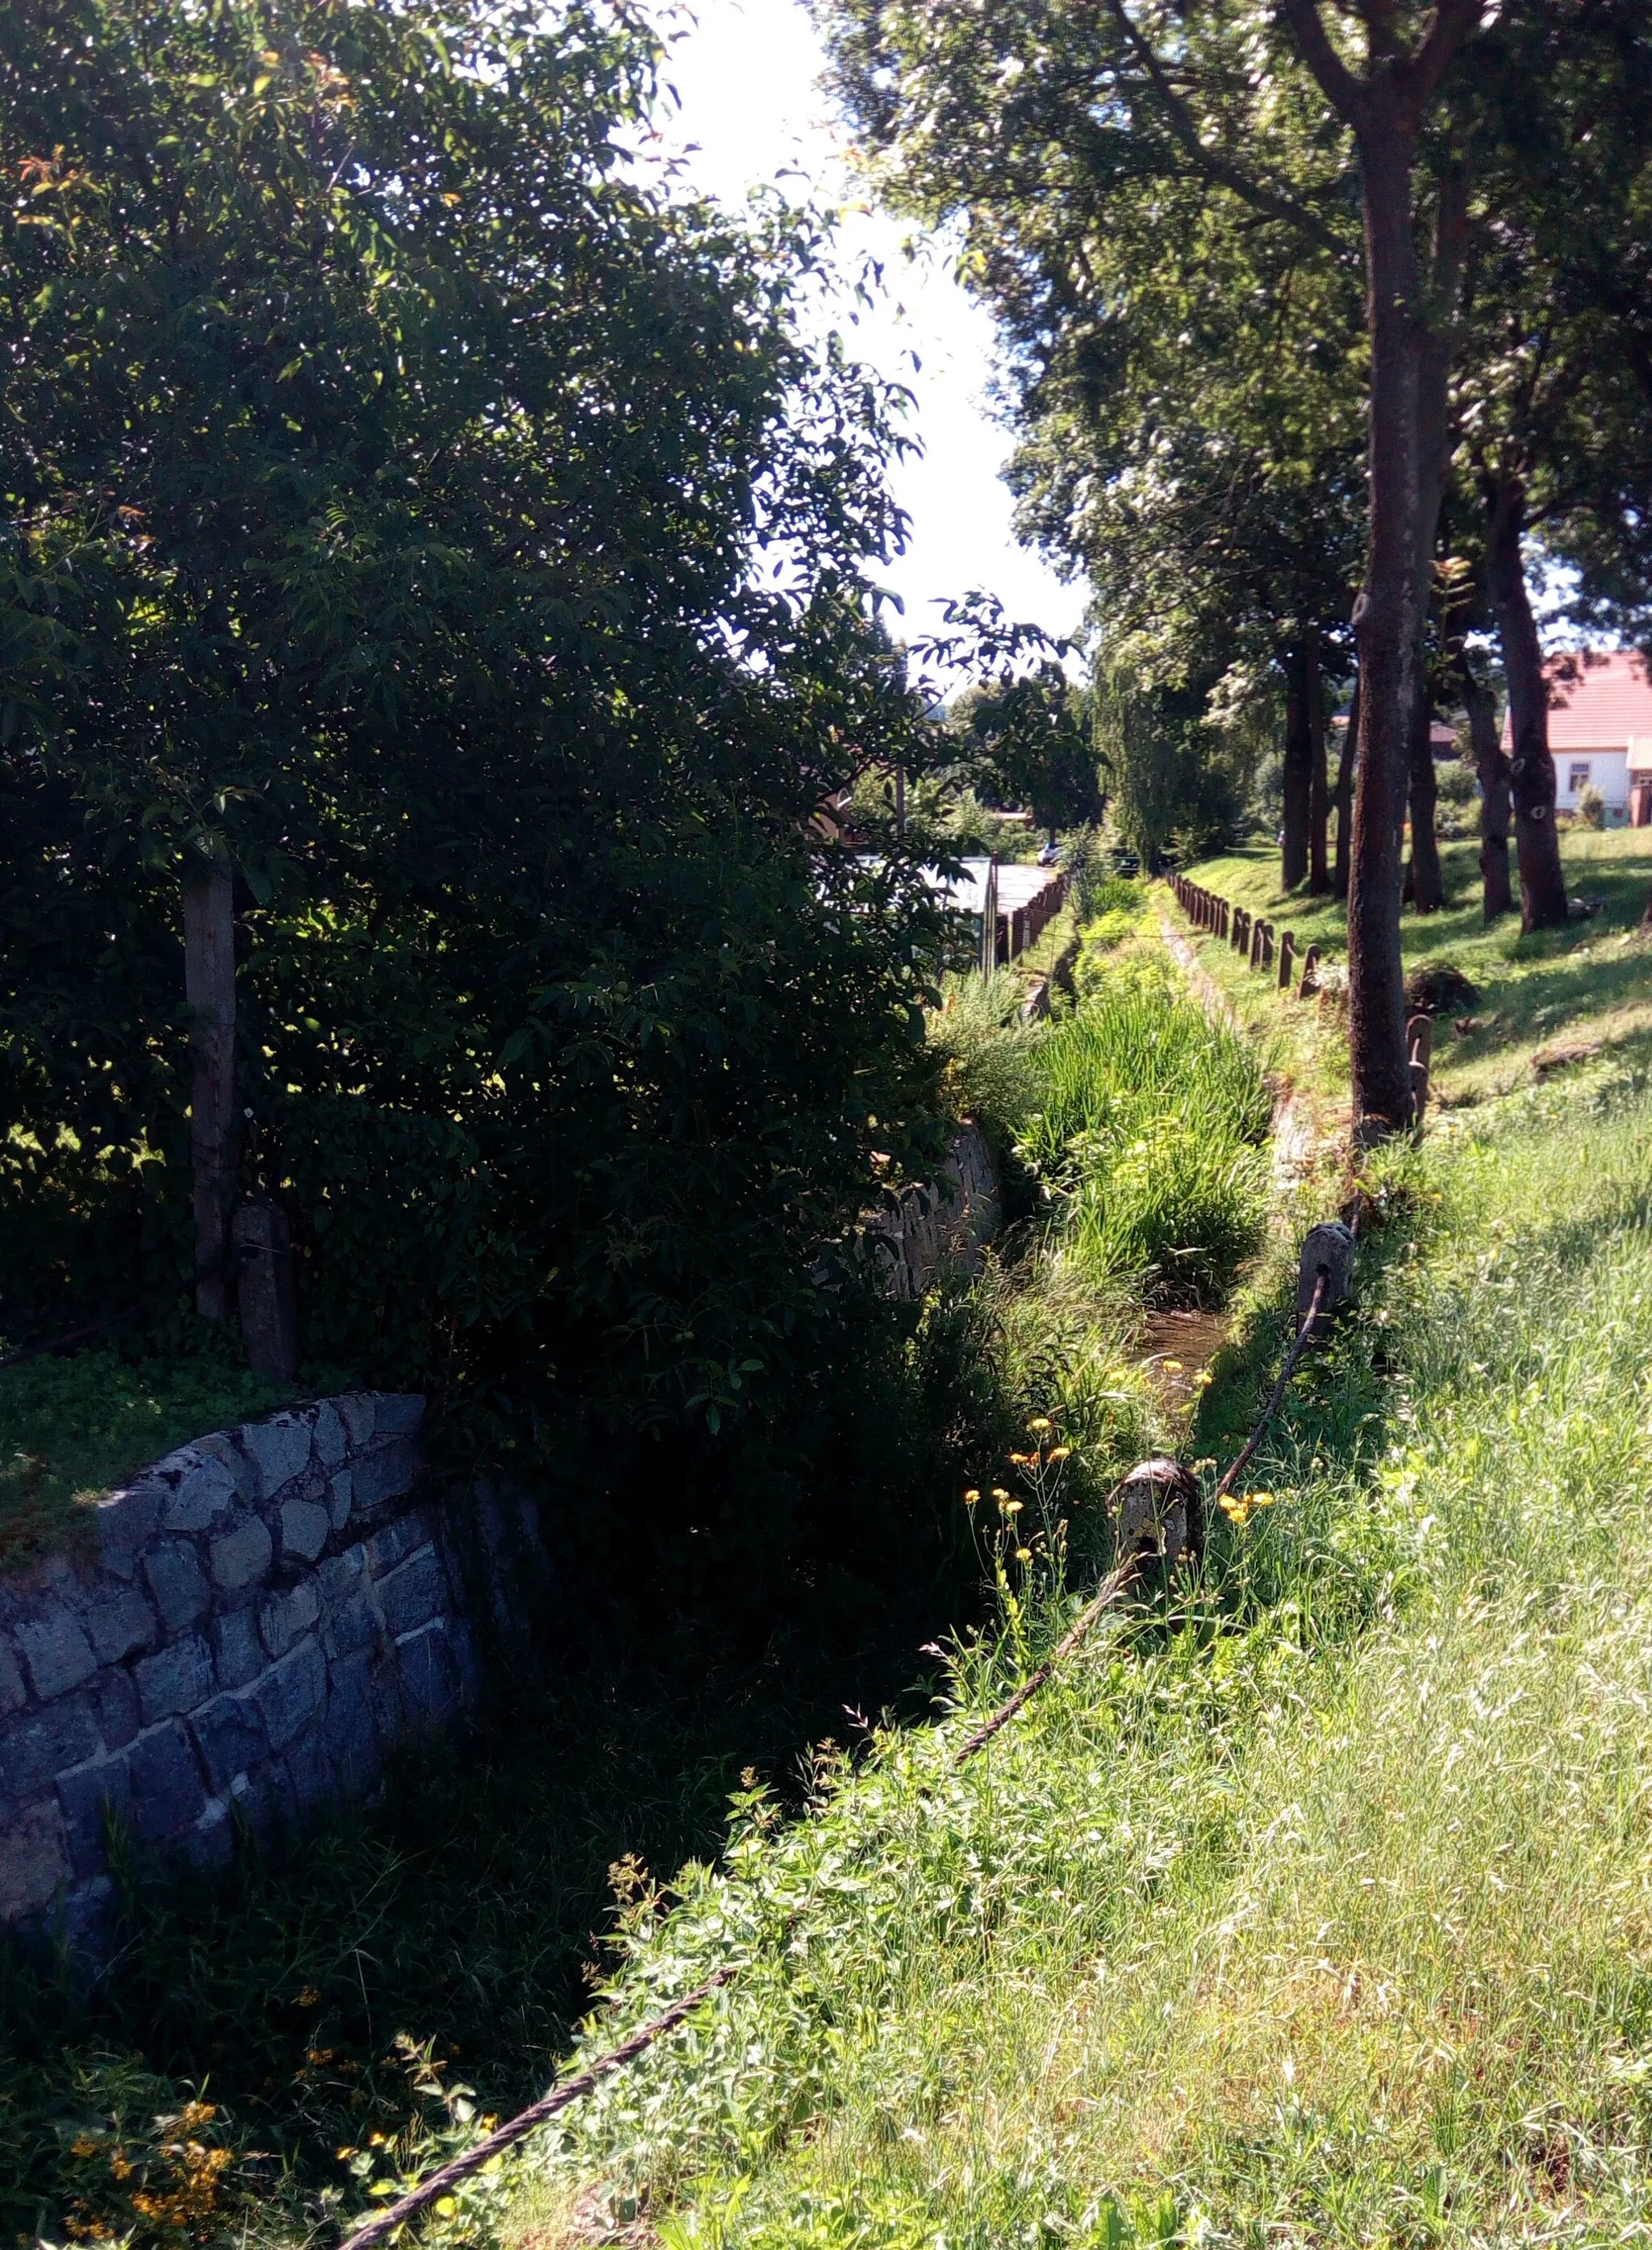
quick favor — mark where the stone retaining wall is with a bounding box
[0,1392,503,1939]
[860,1123,1001,1299]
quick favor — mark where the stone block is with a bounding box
[373,1395,426,1438]
[96,1482,161,1580]
[135,1633,214,1725]
[0,1636,25,1720]
[190,1693,268,1793]
[323,1591,382,1661]
[377,1547,448,1638]
[193,1430,257,1498]
[0,1693,101,1805]
[279,1498,329,1565]
[86,1586,159,1667]
[396,1622,461,1724]
[236,1410,314,1501]
[318,1543,367,1603]
[336,1394,378,1451]
[190,1792,235,1868]
[352,1438,419,1514]
[94,1667,141,1752]
[363,1507,429,1577]
[249,1637,327,1753]
[260,1581,321,1661]
[16,1608,98,1702]
[210,1517,273,1593]
[0,1799,71,1921]
[314,1401,347,1471]
[284,1726,336,1818]
[326,1469,353,1532]
[212,1609,265,1692]
[323,1655,379,1785]
[155,1447,240,1533]
[126,1722,206,1843]
[144,1541,211,1634]
[58,1753,136,1877]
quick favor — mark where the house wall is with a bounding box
[1556,748,1629,812]
[0,1394,539,1943]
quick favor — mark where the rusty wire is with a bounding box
[329,1260,1342,2244]
[337,1968,736,2250]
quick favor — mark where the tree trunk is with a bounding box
[1332,669,1358,900]
[1407,687,1445,911]
[1483,473,1568,932]
[1458,649,1512,920]
[1282,642,1312,889]
[1308,632,1331,894]
[1346,127,1428,1142]
[183,845,237,1319]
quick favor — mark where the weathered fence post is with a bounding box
[1297,1221,1357,1339]
[1296,943,1320,1000]
[1408,1012,1434,1129]
[1278,931,1295,991]
[232,1201,298,1381]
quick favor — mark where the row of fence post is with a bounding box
[1169,874,1322,1004]
[1168,875,1436,1126]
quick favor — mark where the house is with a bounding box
[1501,649,1652,822]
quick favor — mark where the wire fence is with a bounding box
[332,1252,1350,2248]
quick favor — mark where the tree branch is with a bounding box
[1406,0,1487,114]
[1103,0,1353,265]
[1275,0,1364,127]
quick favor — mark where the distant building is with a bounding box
[1501,649,1652,823]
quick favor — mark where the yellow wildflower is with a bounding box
[1162,1359,1183,1373]
[963,1488,980,1505]
[991,1486,1010,1501]
[1028,1417,1053,1433]
[1047,1445,1071,1462]
[1001,1498,1024,1514]
[1192,1371,1213,1388]
[1016,1547,1032,1562]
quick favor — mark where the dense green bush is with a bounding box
[0,0,953,1454]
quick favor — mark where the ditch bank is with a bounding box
[0,1392,536,1943]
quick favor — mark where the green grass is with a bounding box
[1183,825,1652,1109]
[479,1045,1652,2250]
[0,1347,302,1569]
[1024,954,1274,1304]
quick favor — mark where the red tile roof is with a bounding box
[1500,649,1652,753]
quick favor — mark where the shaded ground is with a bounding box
[1180,828,1652,1107]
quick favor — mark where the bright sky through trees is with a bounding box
[647,0,1089,652]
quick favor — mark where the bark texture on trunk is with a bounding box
[1346,127,1425,1142]
[1459,651,1512,920]
[1484,475,1568,932]
[1407,687,1445,912]
[1282,642,1312,890]
[183,846,236,1320]
[1332,670,1358,900]
[1308,633,1331,893]
[1279,0,1483,1141]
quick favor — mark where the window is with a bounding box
[1569,762,1592,794]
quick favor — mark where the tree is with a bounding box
[825,0,1483,1137]
[0,0,951,1445]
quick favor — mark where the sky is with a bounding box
[643,0,1090,656]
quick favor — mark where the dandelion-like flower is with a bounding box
[1193,1371,1214,1388]
[991,1485,1010,1501]
[1048,1445,1071,1462]
[963,1488,980,1505]
[1028,1416,1053,1433]
[1001,1497,1024,1514]
[1016,1547,1032,1562]
[1162,1359,1183,1373]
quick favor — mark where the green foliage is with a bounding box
[0,0,953,1450]
[0,1344,302,1566]
[923,971,1046,1146]
[483,1012,1652,2250]
[1576,779,1608,829]
[1022,957,1272,1303]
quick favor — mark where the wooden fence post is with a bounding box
[1296,943,1320,1000]
[1408,1012,1434,1129]
[1278,932,1295,991]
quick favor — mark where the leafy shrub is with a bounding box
[1576,780,1607,829]
[924,971,1047,1145]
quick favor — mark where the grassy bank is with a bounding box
[0,1349,303,1570]
[5,915,1286,2250]
[469,1021,1652,2244]
[1183,826,1652,1108]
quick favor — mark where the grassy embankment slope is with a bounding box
[482,886,1652,2249]
[1184,825,1652,1114]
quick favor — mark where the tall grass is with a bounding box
[490,1055,1652,2250]
[1024,957,1273,1303]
